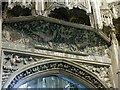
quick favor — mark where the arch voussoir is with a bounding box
[3,59,108,89]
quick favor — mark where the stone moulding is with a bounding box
[3,59,109,89]
[3,15,110,43]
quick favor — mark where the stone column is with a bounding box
[65,0,68,6]
[35,0,42,15]
[117,51,120,90]
[31,2,36,16]
[0,1,2,89]
[117,46,120,90]
[112,5,118,19]
[110,27,119,88]
[41,0,44,11]
[86,0,91,13]
[91,0,103,29]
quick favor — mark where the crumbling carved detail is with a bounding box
[79,63,112,88]
[109,4,120,18]
[2,52,112,89]
[3,20,110,57]
[6,62,108,89]
[8,2,32,10]
[101,10,113,26]
[2,52,46,86]
[115,5,120,17]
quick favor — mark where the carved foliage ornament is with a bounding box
[3,20,110,56]
[2,52,46,86]
[6,62,107,89]
[2,52,112,88]
[80,63,112,88]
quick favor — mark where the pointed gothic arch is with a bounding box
[3,59,108,89]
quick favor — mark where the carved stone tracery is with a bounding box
[2,11,112,89]
[79,63,112,87]
[2,52,112,88]
[2,20,110,57]
[2,52,46,86]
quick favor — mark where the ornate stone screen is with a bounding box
[2,16,112,89]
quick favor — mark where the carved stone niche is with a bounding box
[2,2,33,18]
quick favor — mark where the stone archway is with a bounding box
[3,59,108,89]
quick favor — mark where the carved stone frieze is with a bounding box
[79,63,112,88]
[2,52,112,89]
[5,61,108,89]
[2,20,110,57]
[2,51,47,86]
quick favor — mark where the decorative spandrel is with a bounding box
[5,61,110,89]
[2,51,112,88]
[79,63,112,88]
[2,51,48,86]
[2,20,110,56]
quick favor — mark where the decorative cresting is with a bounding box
[2,18,110,57]
[3,59,108,89]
